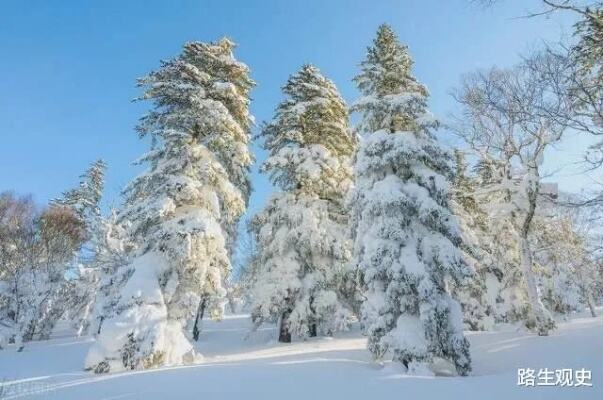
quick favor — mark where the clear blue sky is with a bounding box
[0,0,595,216]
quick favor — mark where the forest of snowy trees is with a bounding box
[1,0,603,379]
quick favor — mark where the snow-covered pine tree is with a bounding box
[250,64,356,342]
[451,153,533,330]
[53,160,107,336]
[181,41,255,261]
[470,157,527,325]
[572,7,603,175]
[54,159,106,232]
[449,150,495,331]
[573,5,603,103]
[87,210,132,336]
[349,24,472,375]
[85,38,254,373]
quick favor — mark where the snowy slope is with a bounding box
[0,312,601,400]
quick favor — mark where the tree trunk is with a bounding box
[14,332,24,352]
[308,295,317,337]
[586,291,597,318]
[96,316,104,335]
[22,319,36,343]
[226,292,237,314]
[77,301,93,337]
[519,169,553,336]
[279,310,292,343]
[192,298,207,342]
[519,235,551,335]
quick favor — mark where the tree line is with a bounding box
[1,2,602,377]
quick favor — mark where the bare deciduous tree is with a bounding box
[472,0,603,205]
[452,51,573,335]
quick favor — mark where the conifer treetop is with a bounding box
[130,37,255,212]
[352,24,436,135]
[136,37,255,142]
[354,25,424,96]
[54,158,107,224]
[182,38,255,131]
[260,64,355,197]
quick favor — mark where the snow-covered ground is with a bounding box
[0,311,601,400]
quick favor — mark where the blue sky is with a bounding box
[0,0,596,216]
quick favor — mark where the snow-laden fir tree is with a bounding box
[87,210,132,336]
[53,159,108,336]
[470,157,527,325]
[348,25,472,375]
[451,154,544,330]
[574,5,603,102]
[54,159,106,232]
[449,150,496,331]
[250,65,356,342]
[85,38,254,373]
[573,7,603,175]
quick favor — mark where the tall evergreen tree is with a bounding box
[250,65,356,342]
[570,7,603,184]
[574,6,603,92]
[470,157,527,325]
[349,25,472,375]
[87,210,132,336]
[54,159,106,232]
[449,150,497,331]
[85,38,254,373]
[52,160,107,335]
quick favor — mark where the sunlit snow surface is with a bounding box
[0,311,601,399]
